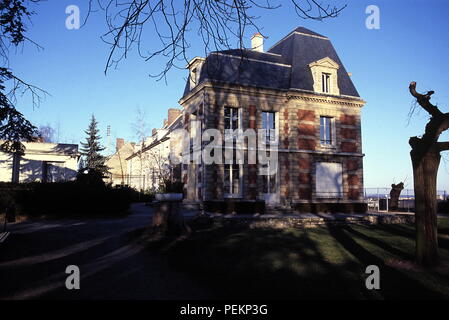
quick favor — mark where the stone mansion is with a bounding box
[179,27,366,213]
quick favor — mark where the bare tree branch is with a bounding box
[409,81,443,117]
[408,81,449,160]
[86,0,345,79]
[437,141,449,151]
[291,0,345,20]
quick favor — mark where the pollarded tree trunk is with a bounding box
[411,150,440,266]
[408,81,449,267]
[389,182,404,211]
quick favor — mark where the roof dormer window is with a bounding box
[308,57,340,95]
[187,57,205,90]
[190,67,198,89]
[322,73,331,93]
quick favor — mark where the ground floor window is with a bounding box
[224,164,241,197]
[261,162,277,194]
[315,162,343,198]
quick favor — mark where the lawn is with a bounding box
[148,218,449,299]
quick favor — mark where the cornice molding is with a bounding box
[287,93,365,108]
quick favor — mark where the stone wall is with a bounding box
[201,214,415,229]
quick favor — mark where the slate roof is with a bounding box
[182,27,359,99]
[292,26,327,38]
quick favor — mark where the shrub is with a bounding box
[158,179,184,193]
[76,170,106,186]
[0,181,137,218]
[0,183,31,214]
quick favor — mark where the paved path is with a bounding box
[0,203,212,300]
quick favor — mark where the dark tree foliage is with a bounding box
[0,68,38,154]
[0,0,44,154]
[0,0,37,47]
[80,115,108,176]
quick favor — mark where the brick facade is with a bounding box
[180,87,364,208]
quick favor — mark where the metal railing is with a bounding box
[364,187,448,212]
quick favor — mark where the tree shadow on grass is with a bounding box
[375,224,449,250]
[152,221,449,300]
[161,225,377,299]
[342,225,414,261]
[326,224,442,299]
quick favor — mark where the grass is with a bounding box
[147,218,449,299]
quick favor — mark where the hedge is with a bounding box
[0,182,143,218]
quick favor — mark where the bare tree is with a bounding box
[147,144,171,190]
[87,0,346,78]
[408,81,449,267]
[131,107,149,190]
[37,123,56,143]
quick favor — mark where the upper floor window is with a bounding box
[224,106,239,130]
[262,111,276,143]
[322,73,331,93]
[320,116,333,146]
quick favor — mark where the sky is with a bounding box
[7,0,449,191]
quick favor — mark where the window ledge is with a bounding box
[319,144,336,149]
[223,194,243,199]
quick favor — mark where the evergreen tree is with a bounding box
[1,2,45,155]
[80,115,108,176]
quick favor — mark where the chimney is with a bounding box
[116,138,124,151]
[152,128,157,136]
[251,33,264,52]
[167,108,182,126]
